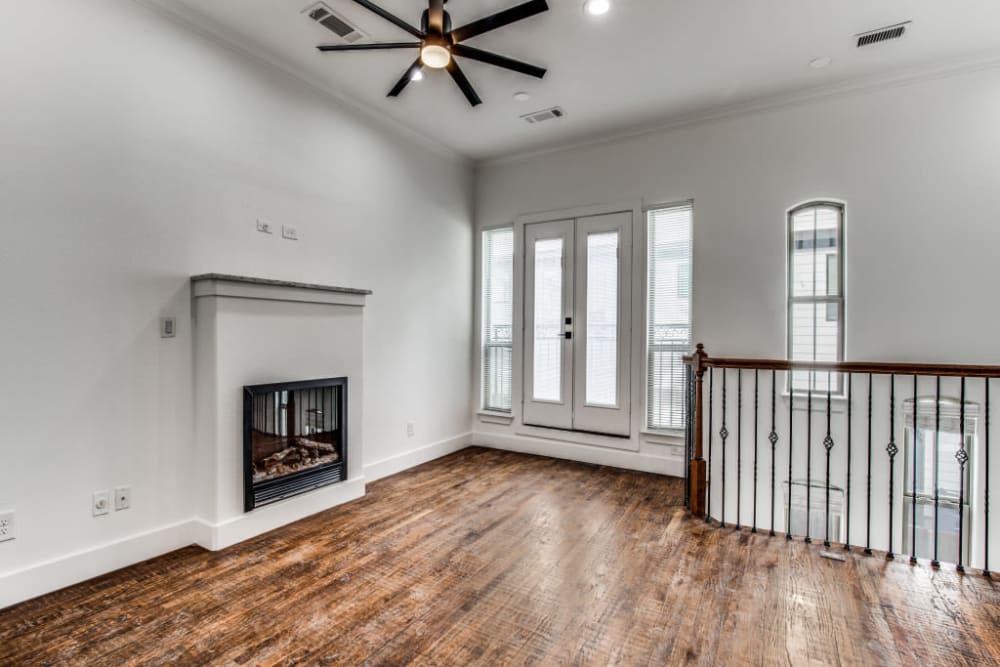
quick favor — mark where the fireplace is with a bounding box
[243,377,348,511]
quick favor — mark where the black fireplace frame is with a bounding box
[243,376,348,511]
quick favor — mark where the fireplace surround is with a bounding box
[191,273,369,550]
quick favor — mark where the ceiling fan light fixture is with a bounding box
[420,43,451,68]
[584,0,611,16]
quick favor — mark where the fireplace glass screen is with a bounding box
[244,377,347,510]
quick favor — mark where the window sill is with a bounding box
[477,411,514,425]
[640,429,685,446]
[781,392,848,413]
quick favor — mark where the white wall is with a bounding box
[0,0,472,604]
[474,65,1000,565]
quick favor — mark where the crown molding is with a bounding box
[134,0,472,169]
[480,51,1000,168]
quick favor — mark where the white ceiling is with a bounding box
[154,0,1000,160]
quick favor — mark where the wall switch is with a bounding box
[160,317,176,338]
[93,490,111,517]
[406,421,415,438]
[282,225,299,241]
[114,486,131,511]
[256,218,274,234]
[0,511,14,543]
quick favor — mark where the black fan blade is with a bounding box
[447,60,482,106]
[427,0,445,34]
[317,42,422,51]
[388,59,424,97]
[348,0,424,38]
[451,44,545,78]
[449,0,548,43]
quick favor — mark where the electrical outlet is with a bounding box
[406,421,415,438]
[114,486,131,511]
[93,490,111,517]
[256,218,273,234]
[282,225,299,241]
[0,511,14,543]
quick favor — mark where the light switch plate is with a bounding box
[160,317,176,338]
[114,486,131,511]
[256,218,274,234]
[282,225,299,241]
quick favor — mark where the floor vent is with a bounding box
[855,22,909,48]
[521,106,566,124]
[304,2,366,44]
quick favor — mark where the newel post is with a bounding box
[689,343,708,517]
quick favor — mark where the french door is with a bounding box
[523,212,632,436]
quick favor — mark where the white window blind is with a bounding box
[646,203,692,430]
[586,232,619,407]
[788,203,844,393]
[482,228,513,411]
[533,238,564,402]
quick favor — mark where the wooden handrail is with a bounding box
[683,354,1000,378]
[681,343,1000,517]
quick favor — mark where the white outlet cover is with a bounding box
[282,225,299,240]
[114,486,131,511]
[406,421,415,437]
[0,510,14,543]
[93,490,111,517]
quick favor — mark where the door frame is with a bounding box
[511,201,644,451]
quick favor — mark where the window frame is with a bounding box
[644,201,694,433]
[481,226,515,413]
[786,200,846,394]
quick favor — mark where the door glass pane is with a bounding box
[533,238,563,402]
[586,232,618,406]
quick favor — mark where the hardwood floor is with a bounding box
[1,447,998,666]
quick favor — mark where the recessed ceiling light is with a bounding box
[809,56,833,69]
[411,69,424,82]
[584,0,611,17]
[513,91,530,102]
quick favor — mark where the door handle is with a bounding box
[564,331,572,340]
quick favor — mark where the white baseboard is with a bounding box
[364,432,472,482]
[0,519,198,610]
[472,431,684,477]
[193,477,367,551]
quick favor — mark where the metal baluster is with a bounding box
[845,373,853,551]
[932,376,941,568]
[910,375,918,565]
[806,379,813,543]
[787,370,794,540]
[721,370,728,527]
[887,374,897,560]
[957,378,968,573]
[737,369,743,529]
[753,369,759,534]
[824,371,834,547]
[986,378,992,578]
[865,373,873,556]
[707,368,714,524]
[770,370,778,537]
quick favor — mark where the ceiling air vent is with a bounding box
[855,21,910,48]
[304,2,366,44]
[521,106,566,124]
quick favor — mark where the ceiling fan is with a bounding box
[316,0,549,107]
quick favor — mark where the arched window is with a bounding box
[787,201,844,393]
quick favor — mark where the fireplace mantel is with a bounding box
[191,273,372,307]
[190,272,367,550]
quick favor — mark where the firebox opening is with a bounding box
[244,377,347,511]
